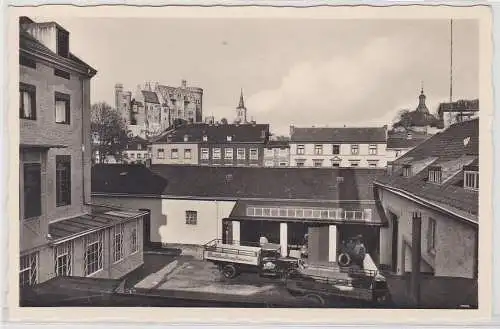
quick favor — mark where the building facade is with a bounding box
[123,136,150,164]
[437,99,479,130]
[289,126,389,168]
[92,165,387,265]
[19,17,145,288]
[151,123,270,167]
[374,118,479,307]
[263,140,290,167]
[115,80,203,139]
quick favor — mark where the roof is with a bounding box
[49,205,146,243]
[126,136,150,150]
[438,99,479,114]
[375,118,479,222]
[142,90,160,104]
[266,140,290,148]
[19,24,97,77]
[153,123,270,144]
[92,164,386,201]
[290,127,387,143]
[386,131,431,150]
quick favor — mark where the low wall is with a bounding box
[386,273,478,308]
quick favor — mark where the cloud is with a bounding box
[232,36,418,135]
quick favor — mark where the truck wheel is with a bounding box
[305,294,325,306]
[221,264,237,279]
[338,253,351,267]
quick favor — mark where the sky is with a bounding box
[42,17,478,136]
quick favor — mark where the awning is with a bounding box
[49,205,147,245]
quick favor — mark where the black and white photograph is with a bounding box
[7,3,494,325]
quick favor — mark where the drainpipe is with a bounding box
[82,78,90,206]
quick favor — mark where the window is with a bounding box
[202,135,208,142]
[297,145,305,155]
[131,220,139,253]
[237,148,246,160]
[137,153,142,159]
[113,224,124,263]
[331,161,340,168]
[54,242,72,277]
[201,148,209,160]
[56,28,69,57]
[157,148,165,159]
[428,167,442,184]
[20,55,36,69]
[402,165,411,177]
[185,210,197,225]
[54,68,70,80]
[314,145,323,155]
[427,218,437,253]
[184,149,192,159]
[296,160,305,167]
[350,144,359,155]
[171,148,179,159]
[279,162,287,167]
[130,153,135,158]
[213,148,221,159]
[249,148,258,160]
[23,163,41,219]
[332,144,340,155]
[369,144,378,155]
[55,92,70,124]
[349,160,360,167]
[368,160,379,168]
[183,135,189,142]
[56,155,71,207]
[19,252,38,287]
[225,148,234,160]
[227,136,232,142]
[84,231,103,276]
[313,159,323,167]
[137,144,142,150]
[20,83,36,120]
[464,171,479,190]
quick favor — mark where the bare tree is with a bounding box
[91,102,129,164]
[392,109,412,130]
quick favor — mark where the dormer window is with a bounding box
[464,164,479,190]
[203,135,208,142]
[407,132,413,140]
[226,136,232,142]
[428,166,442,184]
[184,134,189,142]
[402,164,411,177]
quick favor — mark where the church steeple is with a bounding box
[416,82,429,114]
[235,88,248,123]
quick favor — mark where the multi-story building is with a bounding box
[289,126,388,168]
[115,80,203,139]
[151,122,270,167]
[18,17,146,288]
[374,118,479,307]
[437,99,479,130]
[263,140,290,167]
[123,136,150,164]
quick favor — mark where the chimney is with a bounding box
[181,80,187,88]
[290,125,295,137]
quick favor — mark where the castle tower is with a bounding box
[235,89,247,124]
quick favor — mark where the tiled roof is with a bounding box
[438,99,479,114]
[92,164,386,201]
[376,119,479,221]
[266,140,290,148]
[290,127,387,143]
[153,123,270,144]
[386,132,431,150]
[142,90,160,104]
[19,29,97,77]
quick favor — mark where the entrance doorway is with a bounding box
[139,209,151,248]
[222,220,233,244]
[390,212,399,272]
